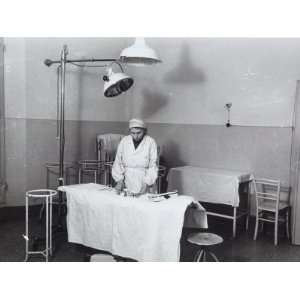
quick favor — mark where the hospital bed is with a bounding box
[167,166,253,238]
[59,183,208,262]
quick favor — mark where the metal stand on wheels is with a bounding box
[24,189,57,262]
[78,160,103,184]
[38,162,76,221]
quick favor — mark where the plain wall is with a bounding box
[3,37,299,207]
[129,38,300,126]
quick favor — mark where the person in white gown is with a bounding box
[112,118,158,195]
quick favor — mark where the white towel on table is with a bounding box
[59,183,207,262]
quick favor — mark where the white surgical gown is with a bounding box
[112,135,158,194]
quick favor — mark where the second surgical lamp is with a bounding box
[103,62,134,97]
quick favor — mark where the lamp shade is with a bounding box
[119,38,161,66]
[103,68,134,97]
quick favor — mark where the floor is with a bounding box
[1,207,300,262]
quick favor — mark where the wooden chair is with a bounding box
[253,178,290,245]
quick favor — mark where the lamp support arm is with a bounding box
[44,58,117,67]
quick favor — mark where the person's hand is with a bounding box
[148,185,157,194]
[115,181,124,194]
[139,183,148,195]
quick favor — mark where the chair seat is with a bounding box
[90,253,116,262]
[258,201,289,212]
[187,232,223,246]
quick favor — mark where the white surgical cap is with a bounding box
[129,118,146,129]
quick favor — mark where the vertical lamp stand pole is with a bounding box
[57,45,67,226]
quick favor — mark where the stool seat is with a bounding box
[188,232,223,246]
[90,254,116,262]
[187,232,223,262]
[26,189,58,198]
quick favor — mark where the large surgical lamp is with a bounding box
[119,38,161,66]
[44,39,161,208]
[103,62,134,97]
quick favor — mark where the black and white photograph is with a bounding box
[1,36,300,263]
[0,1,299,299]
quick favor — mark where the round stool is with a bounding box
[24,189,57,262]
[187,232,223,262]
[89,253,116,262]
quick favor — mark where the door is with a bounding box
[290,80,300,244]
[0,38,6,205]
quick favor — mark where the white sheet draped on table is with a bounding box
[59,183,207,262]
[167,166,253,207]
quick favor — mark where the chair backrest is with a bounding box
[97,134,124,162]
[253,178,281,210]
